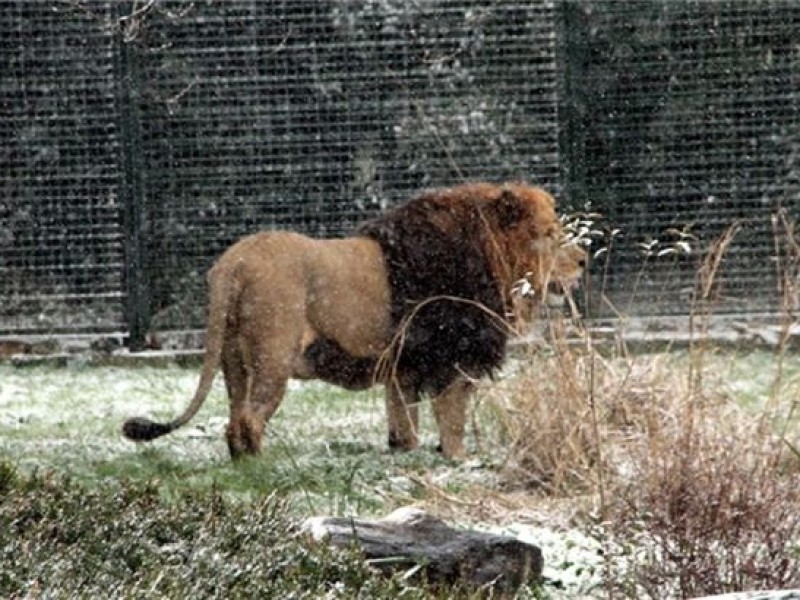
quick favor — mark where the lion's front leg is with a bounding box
[385,377,420,452]
[431,377,474,461]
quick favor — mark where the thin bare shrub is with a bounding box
[481,213,671,498]
[770,208,800,433]
[482,328,706,499]
[484,336,601,496]
[485,214,800,596]
[600,222,800,598]
[602,396,800,598]
[481,214,640,497]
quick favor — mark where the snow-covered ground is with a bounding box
[2,352,798,599]
[0,363,614,596]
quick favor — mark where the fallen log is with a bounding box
[302,506,543,594]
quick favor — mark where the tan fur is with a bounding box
[211,232,393,457]
[122,183,585,460]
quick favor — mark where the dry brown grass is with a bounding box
[479,218,800,596]
[605,393,800,597]
[484,340,692,497]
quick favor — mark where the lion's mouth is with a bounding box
[545,279,579,308]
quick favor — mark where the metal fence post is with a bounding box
[115,6,150,352]
[556,0,589,209]
[556,1,596,317]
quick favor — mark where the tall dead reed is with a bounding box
[485,214,800,596]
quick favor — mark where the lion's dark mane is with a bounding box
[357,188,509,396]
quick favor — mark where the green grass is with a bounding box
[668,348,800,431]
[0,363,503,598]
[0,364,467,515]
[4,351,793,489]
[1,354,797,513]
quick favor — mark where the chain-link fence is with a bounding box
[563,0,800,318]
[2,1,124,335]
[2,0,799,348]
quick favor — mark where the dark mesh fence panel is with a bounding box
[564,0,800,317]
[1,2,124,333]
[3,1,800,342]
[133,1,561,329]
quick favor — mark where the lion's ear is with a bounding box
[496,188,523,229]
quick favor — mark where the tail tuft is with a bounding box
[122,417,174,442]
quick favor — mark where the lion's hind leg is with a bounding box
[431,378,473,460]
[222,323,296,460]
[222,333,256,459]
[225,360,291,459]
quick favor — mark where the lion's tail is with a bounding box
[122,262,234,443]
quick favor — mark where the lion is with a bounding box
[122,182,585,460]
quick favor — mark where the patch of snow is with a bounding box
[497,523,606,598]
[470,519,618,598]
